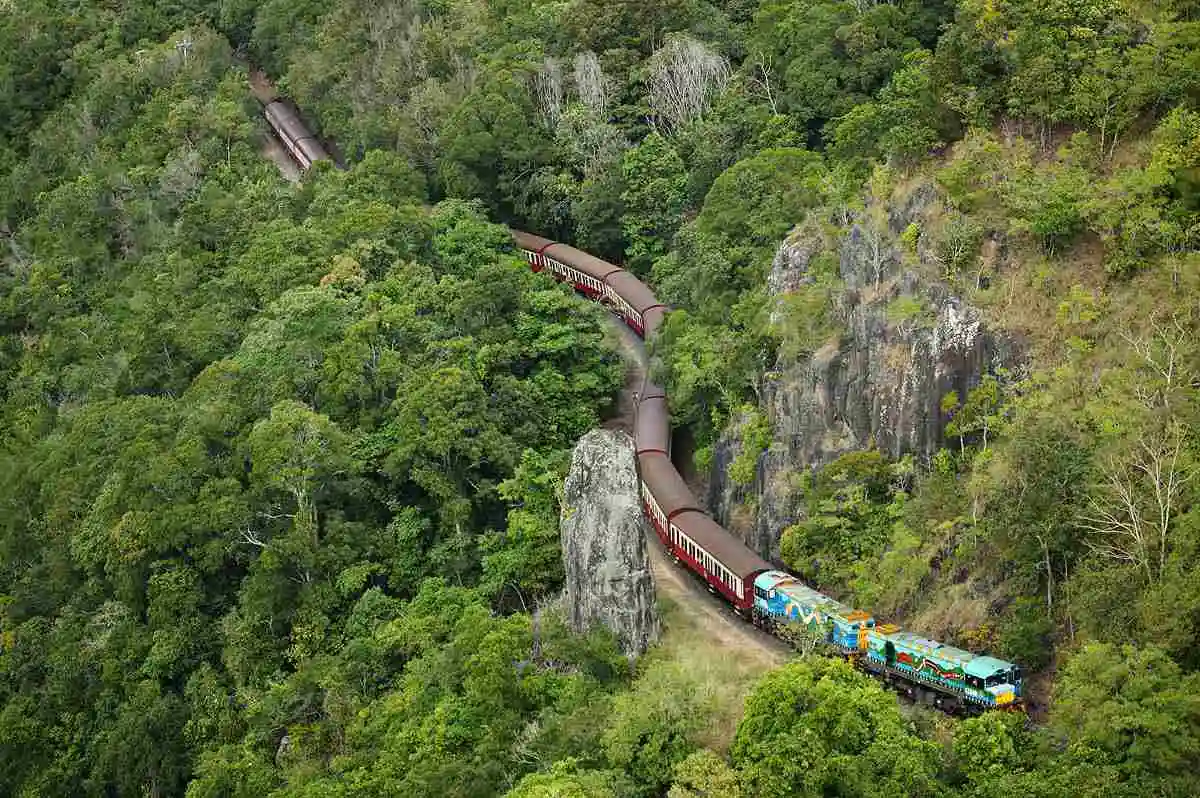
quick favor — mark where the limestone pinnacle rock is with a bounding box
[560,429,660,659]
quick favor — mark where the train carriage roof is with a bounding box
[264,101,316,144]
[638,379,667,401]
[964,656,1017,678]
[637,453,701,519]
[606,270,662,314]
[671,509,772,581]
[511,229,555,253]
[542,243,624,282]
[634,396,670,454]
[643,306,668,338]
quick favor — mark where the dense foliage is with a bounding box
[4,0,1200,795]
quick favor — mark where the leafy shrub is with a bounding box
[727,407,771,486]
[884,294,930,326]
[999,596,1054,670]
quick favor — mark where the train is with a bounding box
[261,96,1024,715]
[263,98,330,169]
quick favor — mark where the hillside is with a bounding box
[2,1,1200,797]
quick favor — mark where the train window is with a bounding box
[966,675,983,690]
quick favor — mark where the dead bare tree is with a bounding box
[1079,424,1189,583]
[0,222,29,271]
[1034,529,1054,613]
[748,51,778,114]
[350,0,424,114]
[1121,315,1193,411]
[240,525,269,549]
[555,105,627,175]
[860,209,891,289]
[534,57,564,129]
[646,34,731,132]
[572,51,609,117]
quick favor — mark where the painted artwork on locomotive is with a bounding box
[753,571,874,652]
[864,627,1021,708]
[754,570,1021,708]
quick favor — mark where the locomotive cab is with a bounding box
[963,656,1023,706]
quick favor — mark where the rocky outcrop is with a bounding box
[561,429,659,658]
[710,181,1023,560]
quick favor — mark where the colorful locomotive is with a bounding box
[261,98,1024,715]
[753,571,1021,711]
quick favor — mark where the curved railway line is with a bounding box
[257,89,1025,716]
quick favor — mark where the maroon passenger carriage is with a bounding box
[511,230,772,613]
[512,230,666,336]
[263,99,330,169]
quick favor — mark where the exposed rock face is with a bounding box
[561,429,659,658]
[711,181,1023,560]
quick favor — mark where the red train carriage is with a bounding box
[263,100,330,169]
[511,230,556,272]
[637,452,702,548]
[511,232,666,336]
[634,396,670,456]
[604,271,665,336]
[669,510,772,612]
[540,242,623,298]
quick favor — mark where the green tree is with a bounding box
[504,759,619,798]
[620,132,688,275]
[732,658,941,797]
[668,750,743,798]
[943,374,1005,453]
[1050,643,1200,794]
[832,49,951,167]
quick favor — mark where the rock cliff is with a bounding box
[561,429,659,658]
[710,181,1023,560]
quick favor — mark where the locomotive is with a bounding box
[262,97,1024,715]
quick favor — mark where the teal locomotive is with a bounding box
[753,570,1022,712]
